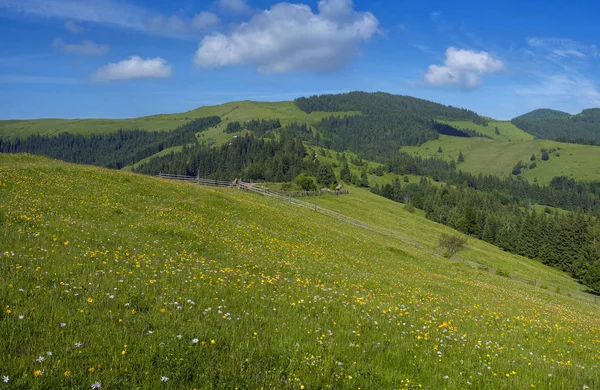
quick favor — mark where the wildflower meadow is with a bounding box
[1,154,600,389]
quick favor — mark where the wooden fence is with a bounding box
[157,173,231,187]
[281,189,349,197]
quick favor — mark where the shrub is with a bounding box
[295,174,317,191]
[541,151,550,161]
[438,233,467,258]
[495,269,510,278]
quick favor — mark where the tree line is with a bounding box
[295,91,488,125]
[292,92,491,161]
[512,108,600,144]
[225,119,282,137]
[371,177,600,292]
[0,116,221,169]
[384,152,600,215]
[133,133,338,187]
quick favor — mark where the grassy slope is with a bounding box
[402,120,600,183]
[122,145,185,172]
[303,187,590,298]
[0,101,358,139]
[1,154,600,389]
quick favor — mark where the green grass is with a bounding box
[437,120,534,142]
[121,145,185,172]
[0,101,358,139]
[402,121,600,183]
[2,154,600,389]
[304,186,596,298]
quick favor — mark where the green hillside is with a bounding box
[0,101,358,139]
[402,120,600,183]
[1,154,600,389]
[436,120,534,142]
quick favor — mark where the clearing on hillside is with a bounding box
[402,120,600,183]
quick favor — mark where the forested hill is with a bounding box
[295,91,488,125]
[512,108,600,144]
[293,92,489,161]
[512,108,571,121]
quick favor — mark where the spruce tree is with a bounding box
[458,151,464,163]
[340,163,352,183]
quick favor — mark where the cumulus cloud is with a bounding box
[191,12,220,31]
[64,20,86,33]
[91,56,172,82]
[425,47,505,89]
[194,0,379,73]
[218,0,252,15]
[52,38,109,56]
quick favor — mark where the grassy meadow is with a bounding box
[402,121,600,183]
[1,154,600,389]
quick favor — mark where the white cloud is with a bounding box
[0,0,218,37]
[0,74,81,84]
[92,56,172,82]
[518,36,600,112]
[218,0,252,15]
[526,37,597,59]
[425,47,505,89]
[517,74,600,109]
[144,12,219,35]
[553,49,585,58]
[64,20,86,33]
[194,0,379,73]
[191,12,220,31]
[0,0,148,30]
[52,39,109,56]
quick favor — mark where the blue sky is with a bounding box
[0,0,599,120]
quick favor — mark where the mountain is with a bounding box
[293,91,490,161]
[0,92,491,166]
[512,108,600,144]
[295,91,487,124]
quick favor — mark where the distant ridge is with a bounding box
[512,108,600,143]
[512,108,571,121]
